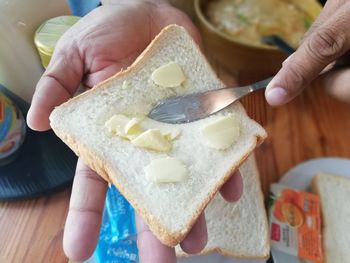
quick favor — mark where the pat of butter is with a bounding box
[105,114,181,151]
[105,114,143,138]
[141,118,181,141]
[144,157,188,183]
[201,116,240,150]
[131,129,171,152]
[151,62,185,87]
[163,129,181,141]
[124,117,143,135]
[105,114,130,135]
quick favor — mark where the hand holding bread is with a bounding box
[27,2,248,262]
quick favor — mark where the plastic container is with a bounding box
[0,92,26,166]
[34,16,80,68]
[0,0,70,102]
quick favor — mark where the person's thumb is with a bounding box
[27,42,83,131]
[265,4,350,106]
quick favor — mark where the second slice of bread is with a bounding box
[311,172,350,263]
[176,156,270,259]
[50,25,267,246]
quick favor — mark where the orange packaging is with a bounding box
[269,183,323,263]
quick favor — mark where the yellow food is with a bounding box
[124,117,143,135]
[151,62,185,87]
[104,114,131,136]
[131,129,172,152]
[141,118,181,141]
[207,0,313,47]
[144,157,188,183]
[201,115,240,150]
[105,114,181,152]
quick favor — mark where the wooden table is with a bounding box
[1,57,350,263]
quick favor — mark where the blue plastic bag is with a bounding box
[94,185,139,263]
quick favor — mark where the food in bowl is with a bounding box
[206,0,314,47]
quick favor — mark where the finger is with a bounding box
[302,0,347,41]
[136,213,176,263]
[83,63,123,88]
[323,67,350,102]
[63,159,108,261]
[27,44,83,131]
[154,4,203,49]
[180,213,207,254]
[265,3,350,106]
[219,170,243,202]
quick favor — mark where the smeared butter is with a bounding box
[151,62,185,87]
[201,115,240,150]
[144,157,188,183]
[131,129,171,152]
[105,114,181,151]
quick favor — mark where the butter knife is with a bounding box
[148,77,273,124]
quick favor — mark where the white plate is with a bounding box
[178,253,265,263]
[87,253,265,263]
[271,157,350,263]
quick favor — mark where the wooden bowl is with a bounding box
[194,0,322,77]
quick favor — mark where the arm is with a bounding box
[27,2,242,262]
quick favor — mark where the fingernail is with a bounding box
[265,87,288,106]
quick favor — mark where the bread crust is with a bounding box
[310,173,350,263]
[177,248,270,260]
[54,125,265,246]
[310,175,327,263]
[50,25,267,246]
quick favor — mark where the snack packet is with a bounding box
[94,185,138,262]
[269,183,323,263]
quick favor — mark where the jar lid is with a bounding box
[34,16,80,68]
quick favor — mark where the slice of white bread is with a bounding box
[50,25,267,246]
[176,155,270,259]
[311,172,350,263]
